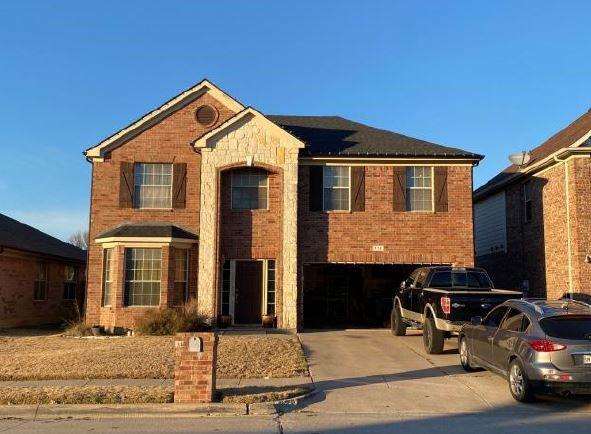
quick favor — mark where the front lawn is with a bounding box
[0,332,308,381]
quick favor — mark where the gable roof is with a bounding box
[0,213,86,262]
[193,107,305,150]
[84,79,244,159]
[268,115,482,159]
[475,109,591,201]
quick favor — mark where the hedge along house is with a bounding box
[474,109,591,300]
[83,80,482,331]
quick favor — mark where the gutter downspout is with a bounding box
[554,155,573,294]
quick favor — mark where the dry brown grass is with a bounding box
[0,385,310,405]
[0,386,174,405]
[0,333,308,381]
[219,386,311,404]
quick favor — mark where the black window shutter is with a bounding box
[434,166,448,212]
[309,166,323,211]
[119,162,134,208]
[351,166,365,212]
[393,166,406,211]
[172,163,187,209]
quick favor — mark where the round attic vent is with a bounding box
[195,104,219,127]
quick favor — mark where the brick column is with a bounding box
[174,332,218,403]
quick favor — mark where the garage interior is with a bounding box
[303,263,420,328]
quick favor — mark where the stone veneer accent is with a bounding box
[195,112,303,329]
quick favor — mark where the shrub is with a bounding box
[135,299,211,335]
[63,320,93,337]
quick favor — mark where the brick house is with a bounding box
[83,80,482,331]
[474,109,591,300]
[0,213,86,327]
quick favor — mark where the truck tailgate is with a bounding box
[426,289,521,322]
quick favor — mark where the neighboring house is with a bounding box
[83,79,482,331]
[0,213,87,327]
[474,109,591,300]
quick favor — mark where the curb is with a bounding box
[0,403,247,420]
[248,386,317,415]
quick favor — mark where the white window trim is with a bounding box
[406,166,435,213]
[133,163,174,210]
[102,248,113,307]
[221,259,275,324]
[123,247,162,308]
[230,169,270,211]
[174,248,190,304]
[322,166,351,212]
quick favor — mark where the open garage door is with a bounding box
[303,263,420,328]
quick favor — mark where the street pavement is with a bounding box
[1,329,590,433]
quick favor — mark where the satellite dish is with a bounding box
[508,151,531,166]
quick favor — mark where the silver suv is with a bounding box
[458,298,591,402]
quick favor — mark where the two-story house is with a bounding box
[83,80,482,331]
[474,109,591,300]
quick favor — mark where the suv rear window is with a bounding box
[540,315,591,340]
[429,271,493,290]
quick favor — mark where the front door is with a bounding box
[234,261,263,324]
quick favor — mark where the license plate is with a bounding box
[584,355,591,364]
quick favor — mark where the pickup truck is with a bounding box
[391,266,521,354]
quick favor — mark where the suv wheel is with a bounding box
[459,336,476,371]
[391,303,407,336]
[508,359,535,402]
[423,316,445,354]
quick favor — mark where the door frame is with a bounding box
[221,259,273,325]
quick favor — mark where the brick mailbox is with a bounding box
[174,332,218,403]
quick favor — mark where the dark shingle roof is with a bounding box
[0,213,86,262]
[475,109,591,200]
[268,115,482,159]
[97,223,198,240]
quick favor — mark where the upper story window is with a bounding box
[134,163,173,209]
[523,181,533,223]
[33,263,48,301]
[406,167,433,212]
[323,166,350,211]
[63,265,77,300]
[231,168,269,210]
[124,248,161,306]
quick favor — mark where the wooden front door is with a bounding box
[234,261,263,324]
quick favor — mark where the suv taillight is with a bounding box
[441,297,451,315]
[528,339,567,352]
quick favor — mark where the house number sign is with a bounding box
[371,245,384,252]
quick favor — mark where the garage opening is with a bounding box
[303,263,421,329]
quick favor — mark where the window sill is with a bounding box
[132,208,174,212]
[323,209,352,214]
[122,305,161,309]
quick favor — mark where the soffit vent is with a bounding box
[195,104,219,127]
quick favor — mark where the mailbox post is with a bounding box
[174,332,218,403]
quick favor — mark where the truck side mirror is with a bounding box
[471,316,482,326]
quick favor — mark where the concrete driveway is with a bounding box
[283,329,591,432]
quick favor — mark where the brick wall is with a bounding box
[219,167,284,325]
[0,250,85,327]
[86,93,236,328]
[298,165,475,265]
[174,332,217,403]
[477,158,591,299]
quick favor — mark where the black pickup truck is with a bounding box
[391,266,521,354]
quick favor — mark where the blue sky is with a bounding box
[1,1,590,240]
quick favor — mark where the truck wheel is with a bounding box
[459,336,476,371]
[391,304,407,336]
[423,316,445,354]
[508,359,536,402]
